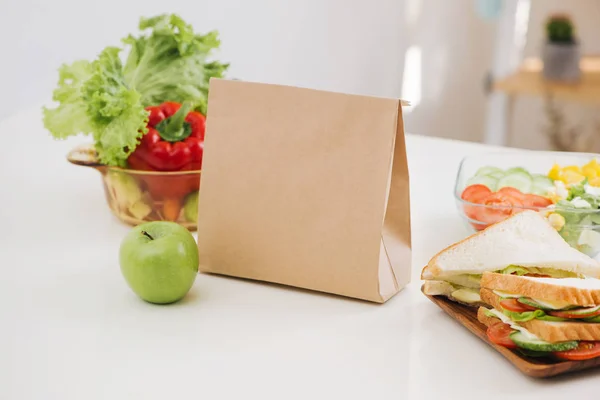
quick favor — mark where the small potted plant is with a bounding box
[542,14,581,82]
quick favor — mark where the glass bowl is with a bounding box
[67,144,200,230]
[454,151,600,257]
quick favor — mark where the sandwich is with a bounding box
[421,210,600,306]
[477,271,600,360]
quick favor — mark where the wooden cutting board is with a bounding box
[422,285,600,378]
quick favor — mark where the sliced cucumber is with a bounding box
[531,174,555,196]
[489,171,506,180]
[466,175,498,191]
[562,304,600,316]
[497,172,533,194]
[517,349,551,358]
[583,315,600,323]
[517,298,547,309]
[475,166,503,176]
[509,332,578,352]
[506,167,531,175]
[451,288,481,304]
[517,297,575,311]
[537,315,570,322]
[533,174,553,185]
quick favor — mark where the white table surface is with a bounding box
[1,109,598,400]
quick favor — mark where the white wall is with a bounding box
[0,0,407,118]
[0,0,495,143]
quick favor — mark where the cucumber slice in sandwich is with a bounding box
[517,298,549,309]
[497,171,532,194]
[451,288,481,304]
[516,297,577,312]
[517,349,550,358]
[509,332,578,352]
[560,304,600,316]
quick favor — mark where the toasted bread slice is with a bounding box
[480,288,600,342]
[422,280,454,297]
[481,272,600,307]
[477,306,501,328]
[421,210,600,280]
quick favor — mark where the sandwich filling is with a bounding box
[482,308,600,360]
[434,265,584,305]
[479,280,600,360]
[492,290,600,322]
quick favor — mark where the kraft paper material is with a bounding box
[196,79,411,303]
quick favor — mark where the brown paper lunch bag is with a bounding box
[196,79,411,303]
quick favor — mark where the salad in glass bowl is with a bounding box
[455,152,600,257]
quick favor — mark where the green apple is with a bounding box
[119,221,199,304]
[183,191,199,223]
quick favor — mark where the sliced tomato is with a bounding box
[461,184,492,202]
[469,190,494,204]
[487,322,518,349]
[500,298,538,313]
[484,192,524,209]
[465,190,493,219]
[497,187,526,201]
[523,194,553,209]
[549,307,600,320]
[462,185,492,224]
[469,221,490,231]
[554,342,600,361]
[478,192,524,225]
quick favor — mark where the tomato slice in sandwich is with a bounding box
[486,322,518,349]
[500,298,538,313]
[549,307,600,319]
[554,342,600,361]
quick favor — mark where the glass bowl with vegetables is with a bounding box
[66,101,205,229]
[455,152,600,257]
[43,14,228,230]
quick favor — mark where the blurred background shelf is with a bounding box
[491,55,600,149]
[493,55,600,104]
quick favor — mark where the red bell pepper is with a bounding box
[127,101,205,221]
[128,101,206,172]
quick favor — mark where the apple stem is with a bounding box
[142,230,154,240]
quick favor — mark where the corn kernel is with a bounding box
[562,170,586,185]
[548,164,562,180]
[589,177,600,187]
[583,165,598,180]
[547,194,561,204]
[563,165,582,174]
[547,213,566,231]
